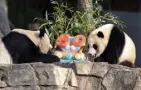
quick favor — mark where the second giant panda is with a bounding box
[87,24,136,68]
[0,28,60,64]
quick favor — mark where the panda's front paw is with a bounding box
[52,55,60,62]
[46,55,60,63]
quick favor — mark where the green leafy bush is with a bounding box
[35,0,125,47]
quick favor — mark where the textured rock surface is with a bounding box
[0,62,140,90]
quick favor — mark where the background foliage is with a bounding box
[35,0,126,47]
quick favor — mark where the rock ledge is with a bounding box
[0,62,140,90]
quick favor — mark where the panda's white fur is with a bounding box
[0,29,59,64]
[88,24,136,67]
[12,29,40,46]
[0,39,12,64]
[12,29,52,54]
[119,32,136,64]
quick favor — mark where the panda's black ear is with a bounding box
[39,29,46,38]
[97,31,104,38]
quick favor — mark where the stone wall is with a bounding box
[0,62,140,90]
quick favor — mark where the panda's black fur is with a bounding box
[99,26,125,64]
[1,29,60,64]
[88,24,136,68]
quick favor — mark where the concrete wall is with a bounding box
[105,11,141,67]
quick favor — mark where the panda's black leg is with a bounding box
[119,61,135,68]
[31,53,60,63]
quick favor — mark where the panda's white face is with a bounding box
[87,24,113,58]
[38,33,52,54]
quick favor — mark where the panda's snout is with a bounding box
[88,53,96,57]
[88,48,96,57]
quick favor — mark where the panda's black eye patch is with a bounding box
[97,31,104,38]
[93,44,97,49]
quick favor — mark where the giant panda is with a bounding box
[0,28,60,64]
[87,24,136,68]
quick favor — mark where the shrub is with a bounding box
[34,0,125,47]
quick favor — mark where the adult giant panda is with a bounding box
[87,24,136,68]
[0,28,60,64]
